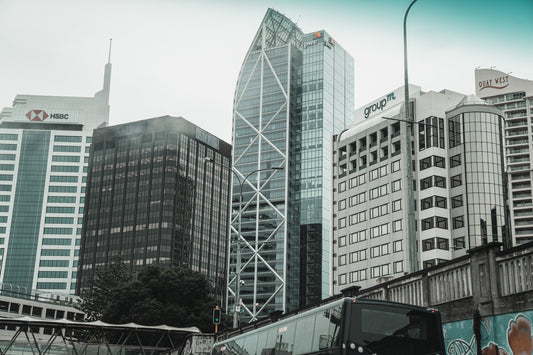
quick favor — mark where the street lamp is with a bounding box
[403,0,419,273]
[232,166,283,328]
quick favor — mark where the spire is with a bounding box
[108,38,112,64]
[102,39,112,99]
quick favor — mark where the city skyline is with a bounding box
[1,0,532,143]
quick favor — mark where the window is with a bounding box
[339,236,346,247]
[434,155,445,168]
[338,218,346,229]
[43,228,72,235]
[49,186,77,193]
[350,269,367,282]
[50,176,78,183]
[449,115,462,148]
[451,174,462,188]
[338,181,346,192]
[434,176,446,188]
[436,216,448,229]
[339,274,347,285]
[46,206,75,214]
[52,155,80,163]
[369,168,379,181]
[421,177,432,190]
[371,264,390,278]
[454,236,466,250]
[420,157,431,170]
[51,165,79,173]
[392,199,401,212]
[392,179,401,192]
[0,144,17,151]
[391,160,401,172]
[371,244,390,258]
[45,217,74,224]
[421,197,433,210]
[450,154,461,168]
[422,217,434,231]
[338,254,346,266]
[370,204,388,219]
[437,237,449,250]
[392,219,402,232]
[393,261,403,273]
[422,238,435,251]
[53,145,81,153]
[349,230,367,244]
[55,136,82,142]
[0,154,15,161]
[452,195,463,208]
[379,165,387,177]
[453,215,464,229]
[0,134,18,140]
[370,223,389,238]
[349,211,366,225]
[435,196,447,208]
[393,240,403,252]
[370,184,388,200]
[338,199,346,211]
[0,164,14,171]
[350,250,367,263]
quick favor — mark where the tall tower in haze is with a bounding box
[229,8,354,322]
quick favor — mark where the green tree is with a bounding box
[81,260,225,333]
[80,254,131,321]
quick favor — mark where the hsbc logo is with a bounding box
[26,110,49,121]
[26,110,69,121]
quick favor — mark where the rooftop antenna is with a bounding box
[108,38,112,64]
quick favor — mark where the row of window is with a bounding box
[338,261,405,285]
[338,160,401,192]
[421,215,464,231]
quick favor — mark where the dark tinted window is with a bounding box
[349,303,443,355]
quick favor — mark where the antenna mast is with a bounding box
[108,38,112,63]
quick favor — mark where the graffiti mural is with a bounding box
[443,311,533,355]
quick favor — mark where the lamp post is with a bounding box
[403,0,419,273]
[231,166,283,328]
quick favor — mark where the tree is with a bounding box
[81,260,224,333]
[80,254,131,321]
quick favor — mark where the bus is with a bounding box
[212,298,445,355]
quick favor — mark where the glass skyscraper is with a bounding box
[0,62,111,296]
[77,116,231,306]
[229,9,354,322]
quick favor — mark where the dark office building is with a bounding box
[77,116,231,304]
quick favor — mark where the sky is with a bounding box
[1,0,532,143]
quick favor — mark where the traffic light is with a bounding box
[213,306,221,324]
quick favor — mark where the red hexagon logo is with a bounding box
[26,110,49,121]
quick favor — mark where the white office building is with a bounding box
[475,69,533,245]
[0,62,110,296]
[332,85,506,291]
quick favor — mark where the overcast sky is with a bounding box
[1,0,532,143]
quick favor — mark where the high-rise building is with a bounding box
[475,69,533,245]
[332,86,506,291]
[76,116,231,305]
[0,62,111,296]
[230,8,354,322]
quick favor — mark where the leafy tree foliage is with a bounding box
[80,257,229,333]
[80,254,131,321]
